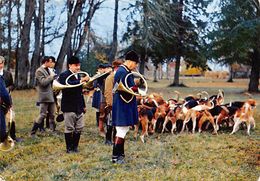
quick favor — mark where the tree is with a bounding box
[122,0,211,84]
[108,0,119,63]
[208,0,260,92]
[29,0,44,88]
[16,0,34,89]
[56,0,104,72]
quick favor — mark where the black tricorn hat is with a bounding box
[68,56,80,65]
[56,113,64,122]
[125,50,139,63]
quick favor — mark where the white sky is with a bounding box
[91,0,130,42]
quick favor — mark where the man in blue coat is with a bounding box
[111,50,139,164]
[0,75,11,143]
[58,56,89,153]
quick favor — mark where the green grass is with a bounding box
[0,78,259,180]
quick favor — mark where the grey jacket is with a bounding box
[35,66,55,103]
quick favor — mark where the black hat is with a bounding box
[103,63,112,68]
[98,63,106,69]
[56,113,64,122]
[125,50,139,63]
[68,56,80,65]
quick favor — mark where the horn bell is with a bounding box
[0,136,15,152]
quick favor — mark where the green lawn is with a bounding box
[0,78,259,180]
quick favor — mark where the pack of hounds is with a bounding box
[5,90,257,144]
[134,90,257,143]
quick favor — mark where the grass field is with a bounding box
[0,77,259,181]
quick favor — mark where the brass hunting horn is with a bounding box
[116,71,148,103]
[52,71,89,92]
[0,108,15,152]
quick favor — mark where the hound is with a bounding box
[230,99,256,135]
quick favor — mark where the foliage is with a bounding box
[0,79,259,180]
[207,0,260,66]
[122,0,213,84]
[79,37,111,76]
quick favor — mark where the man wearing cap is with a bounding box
[31,56,57,136]
[58,56,89,153]
[104,59,123,145]
[111,50,139,164]
[92,63,111,137]
[0,56,21,142]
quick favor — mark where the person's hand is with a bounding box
[49,68,57,79]
[81,76,90,83]
[131,85,138,93]
[105,105,112,114]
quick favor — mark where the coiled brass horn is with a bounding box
[0,136,15,152]
[53,71,89,92]
[82,71,111,89]
[116,71,148,103]
[0,108,15,152]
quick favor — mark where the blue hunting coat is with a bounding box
[112,65,138,126]
[58,70,86,114]
[0,76,11,141]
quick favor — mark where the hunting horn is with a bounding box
[0,108,15,152]
[116,71,148,103]
[53,71,89,92]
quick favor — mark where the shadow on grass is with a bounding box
[168,83,188,87]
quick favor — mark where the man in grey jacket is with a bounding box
[31,56,57,136]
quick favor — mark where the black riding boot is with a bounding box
[105,125,113,145]
[31,122,40,136]
[9,121,16,140]
[65,133,73,153]
[45,115,50,129]
[112,143,119,163]
[112,137,125,164]
[49,121,56,132]
[96,112,100,127]
[39,120,45,132]
[73,132,81,153]
[120,139,125,158]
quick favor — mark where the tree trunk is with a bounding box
[74,1,102,56]
[172,55,181,85]
[7,0,12,70]
[248,49,260,92]
[166,60,169,80]
[17,0,34,89]
[139,54,146,74]
[227,64,233,82]
[40,0,45,57]
[14,0,22,87]
[0,1,3,54]
[29,0,44,88]
[153,64,158,82]
[56,0,86,72]
[171,0,183,86]
[108,0,119,63]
